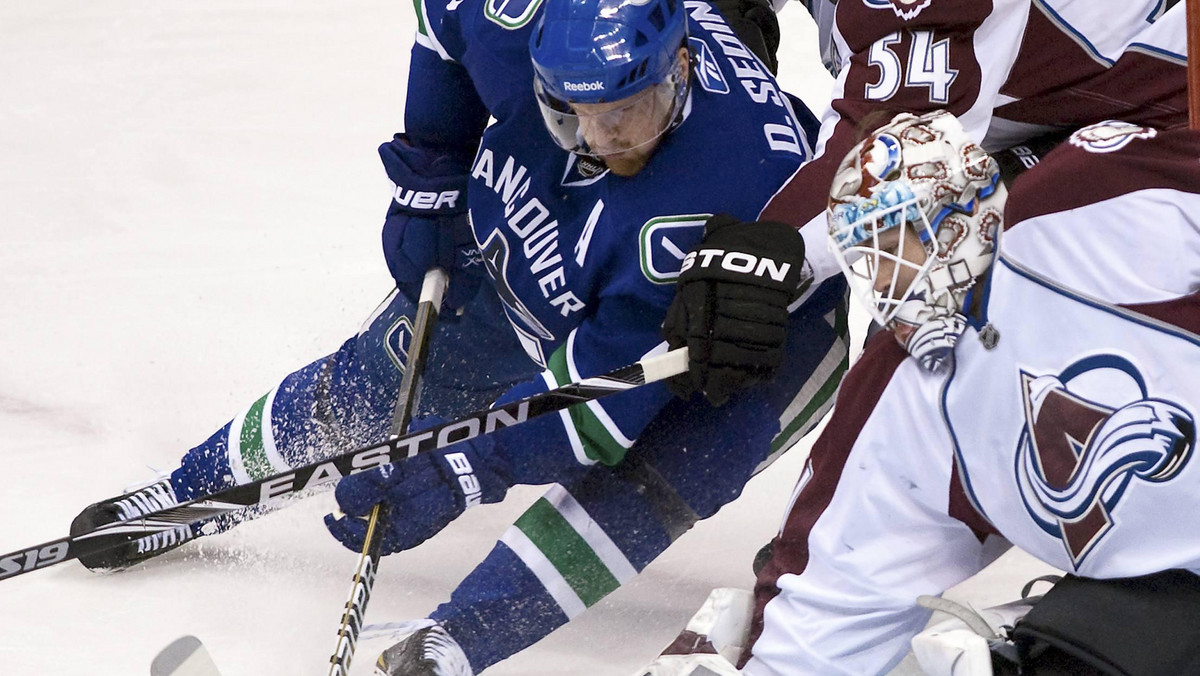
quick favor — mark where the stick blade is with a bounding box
[151,636,222,676]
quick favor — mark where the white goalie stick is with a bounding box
[0,346,688,582]
[328,268,447,675]
[151,636,223,676]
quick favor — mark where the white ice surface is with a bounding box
[0,3,1056,674]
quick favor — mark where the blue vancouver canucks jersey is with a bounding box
[406,0,818,472]
[163,1,842,670]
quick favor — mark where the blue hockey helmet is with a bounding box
[530,0,688,104]
[530,0,690,160]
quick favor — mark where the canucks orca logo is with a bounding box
[1014,354,1195,567]
[485,0,544,29]
[639,214,708,284]
[479,229,553,366]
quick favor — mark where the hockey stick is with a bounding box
[0,347,689,582]
[147,276,449,676]
[151,636,223,676]
[327,268,447,675]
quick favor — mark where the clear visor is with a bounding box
[828,194,938,327]
[534,64,683,158]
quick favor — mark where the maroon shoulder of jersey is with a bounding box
[1004,124,1200,230]
[996,4,1188,131]
[741,331,909,663]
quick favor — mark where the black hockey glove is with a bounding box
[662,214,806,406]
[708,0,781,74]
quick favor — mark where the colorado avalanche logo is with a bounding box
[1015,355,1195,568]
[1068,120,1157,154]
[864,0,933,21]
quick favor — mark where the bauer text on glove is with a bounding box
[380,134,486,313]
[324,416,511,555]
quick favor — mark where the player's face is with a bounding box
[870,224,927,301]
[572,48,689,176]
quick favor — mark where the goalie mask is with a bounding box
[827,111,1006,371]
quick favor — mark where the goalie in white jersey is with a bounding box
[638,111,1200,675]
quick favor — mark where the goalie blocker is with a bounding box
[914,569,1200,676]
[639,570,1200,676]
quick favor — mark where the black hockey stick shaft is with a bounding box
[328,268,447,675]
[0,347,689,582]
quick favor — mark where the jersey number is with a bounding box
[866,31,958,105]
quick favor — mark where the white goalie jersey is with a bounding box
[740,124,1200,676]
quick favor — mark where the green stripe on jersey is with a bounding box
[548,345,629,466]
[515,497,621,607]
[239,393,274,481]
[412,0,428,38]
[771,304,851,454]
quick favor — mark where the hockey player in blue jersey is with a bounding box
[69,0,848,672]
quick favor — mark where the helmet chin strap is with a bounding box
[904,313,968,372]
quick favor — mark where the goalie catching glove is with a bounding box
[661,214,806,406]
[324,416,511,555]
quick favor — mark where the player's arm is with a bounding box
[708,0,781,73]
[639,335,997,676]
[380,28,492,309]
[403,42,489,155]
[325,293,679,555]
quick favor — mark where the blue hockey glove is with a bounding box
[324,416,511,555]
[380,134,485,312]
